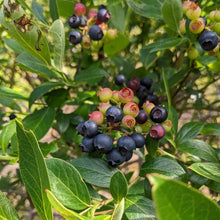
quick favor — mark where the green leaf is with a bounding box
[145,134,159,158]
[31,1,48,24]
[56,112,70,134]
[124,195,156,220]
[112,198,124,220]
[0,120,16,154]
[46,190,90,220]
[46,158,91,211]
[49,0,59,21]
[162,0,183,33]
[3,37,24,54]
[22,107,55,140]
[49,19,65,72]
[0,191,20,220]
[200,123,220,136]
[39,142,58,157]
[0,86,28,100]
[15,52,61,79]
[16,120,52,220]
[178,139,219,163]
[0,1,51,65]
[0,98,21,111]
[148,174,220,220]
[74,67,109,86]
[110,171,128,203]
[70,156,117,188]
[29,81,64,108]
[190,162,220,183]
[176,122,204,145]
[140,157,186,180]
[104,34,129,57]
[150,37,188,53]
[126,0,164,19]
[139,44,157,66]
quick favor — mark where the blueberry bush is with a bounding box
[0,0,220,219]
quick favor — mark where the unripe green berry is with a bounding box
[212,22,220,34]
[214,10,220,22]
[189,18,205,34]
[209,10,216,22]
[188,46,200,60]
[97,87,112,102]
[186,2,201,20]
[142,101,155,115]
[182,0,192,14]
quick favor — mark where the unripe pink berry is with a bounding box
[111,90,120,103]
[182,0,192,14]
[123,102,139,117]
[149,124,165,140]
[142,101,155,115]
[189,18,205,34]
[74,3,86,16]
[122,115,136,128]
[119,87,134,103]
[179,18,186,34]
[97,87,112,102]
[186,2,201,20]
[161,119,173,133]
[98,102,111,114]
[87,8,97,19]
[88,111,104,125]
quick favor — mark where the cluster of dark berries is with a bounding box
[76,86,172,167]
[114,74,159,107]
[68,3,117,49]
[180,1,220,59]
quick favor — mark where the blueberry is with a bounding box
[124,150,133,161]
[200,16,207,26]
[106,148,126,167]
[140,77,153,89]
[98,4,106,10]
[9,113,16,120]
[79,16,87,27]
[146,94,159,105]
[97,8,111,23]
[150,106,168,123]
[76,121,85,135]
[130,132,145,148]
[106,106,123,123]
[80,137,95,152]
[93,134,113,153]
[68,30,82,45]
[115,74,126,86]
[117,136,136,156]
[149,124,165,140]
[128,77,140,91]
[198,31,218,51]
[136,85,148,99]
[88,25,104,41]
[68,15,81,28]
[135,110,148,124]
[82,120,98,138]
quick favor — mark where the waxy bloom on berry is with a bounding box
[123,102,139,117]
[89,111,104,125]
[119,87,134,103]
[122,115,136,128]
[97,87,112,102]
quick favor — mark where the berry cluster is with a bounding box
[76,86,172,167]
[68,3,117,49]
[114,74,159,107]
[180,1,219,55]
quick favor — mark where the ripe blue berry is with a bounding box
[98,4,106,10]
[68,30,82,45]
[93,134,113,153]
[198,31,218,51]
[149,124,165,140]
[79,16,87,27]
[97,8,111,23]
[130,132,145,148]
[115,74,126,86]
[80,137,95,152]
[68,15,81,28]
[9,113,16,120]
[128,77,140,91]
[124,150,133,161]
[140,77,153,89]
[76,121,85,135]
[106,148,126,167]
[150,106,168,123]
[82,120,98,138]
[89,25,104,41]
[117,136,136,156]
[106,106,123,123]
[146,94,159,106]
[135,110,148,124]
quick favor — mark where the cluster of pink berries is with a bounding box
[179,1,220,57]
[68,2,117,52]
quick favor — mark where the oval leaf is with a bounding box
[46,158,91,211]
[112,198,124,220]
[16,120,52,220]
[189,162,220,183]
[0,86,28,100]
[0,191,20,220]
[110,171,128,203]
[70,156,117,188]
[148,174,220,220]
